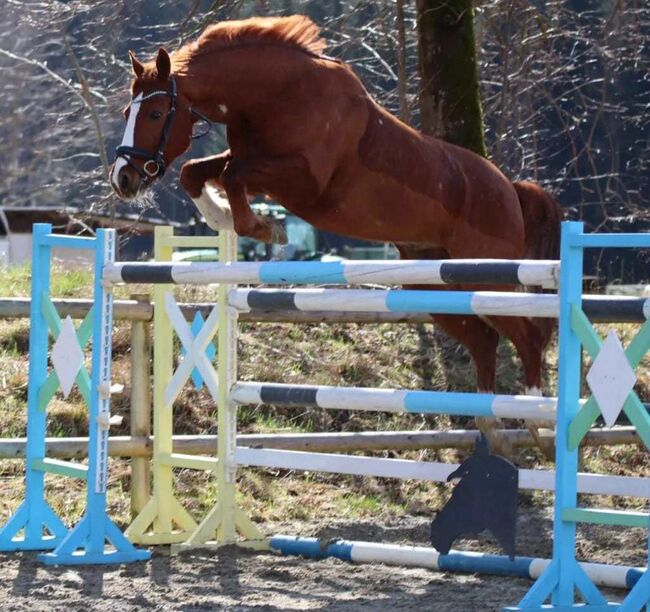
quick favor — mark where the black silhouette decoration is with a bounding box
[430,434,519,560]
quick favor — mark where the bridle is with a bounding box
[115,75,211,181]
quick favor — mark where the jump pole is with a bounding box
[269,535,646,592]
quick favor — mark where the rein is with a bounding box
[115,75,212,181]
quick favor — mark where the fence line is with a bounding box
[0,426,640,460]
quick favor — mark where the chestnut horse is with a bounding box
[110,16,562,457]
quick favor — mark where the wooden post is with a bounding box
[129,295,151,517]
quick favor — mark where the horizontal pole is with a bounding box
[0,298,152,321]
[30,458,88,479]
[231,289,650,322]
[103,259,560,287]
[0,298,644,324]
[269,535,645,590]
[159,452,219,471]
[0,427,641,460]
[40,234,96,250]
[230,288,561,318]
[231,382,559,421]
[576,233,650,249]
[235,447,650,498]
[562,508,650,528]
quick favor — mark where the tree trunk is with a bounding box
[416,0,487,157]
[396,0,410,124]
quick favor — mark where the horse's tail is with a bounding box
[513,180,563,262]
[513,181,564,459]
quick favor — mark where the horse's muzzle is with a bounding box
[111,163,142,199]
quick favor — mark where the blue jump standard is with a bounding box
[37,515,150,566]
[0,224,150,565]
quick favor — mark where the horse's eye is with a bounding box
[149,110,163,120]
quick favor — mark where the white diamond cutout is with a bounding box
[586,330,637,428]
[50,315,85,398]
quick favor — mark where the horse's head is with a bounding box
[110,48,197,199]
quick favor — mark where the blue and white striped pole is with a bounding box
[229,288,649,322]
[269,535,645,592]
[104,259,560,288]
[231,382,558,421]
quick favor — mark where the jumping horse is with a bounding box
[110,15,563,458]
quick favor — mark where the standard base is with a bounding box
[0,499,68,552]
[126,496,198,546]
[35,514,150,566]
[38,548,151,565]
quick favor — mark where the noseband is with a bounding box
[115,75,211,182]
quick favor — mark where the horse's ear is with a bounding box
[156,47,171,80]
[128,50,145,78]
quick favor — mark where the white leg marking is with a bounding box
[111,93,143,189]
[525,386,543,397]
[192,183,234,230]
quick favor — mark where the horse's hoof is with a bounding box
[270,221,288,245]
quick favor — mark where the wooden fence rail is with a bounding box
[0,427,640,461]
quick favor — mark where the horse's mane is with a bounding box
[173,15,326,70]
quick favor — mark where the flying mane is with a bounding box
[171,15,326,72]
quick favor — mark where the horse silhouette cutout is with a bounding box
[110,15,562,458]
[430,434,518,560]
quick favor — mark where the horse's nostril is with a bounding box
[119,172,131,193]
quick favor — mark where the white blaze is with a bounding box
[111,93,143,189]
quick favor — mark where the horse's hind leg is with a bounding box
[396,245,513,457]
[485,315,555,460]
[431,313,513,458]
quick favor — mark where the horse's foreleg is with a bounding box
[180,152,234,230]
[220,154,318,243]
[220,157,300,244]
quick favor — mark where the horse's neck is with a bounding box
[179,45,308,118]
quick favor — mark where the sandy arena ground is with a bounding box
[0,512,643,611]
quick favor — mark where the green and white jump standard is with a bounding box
[0,224,149,564]
[508,223,650,611]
